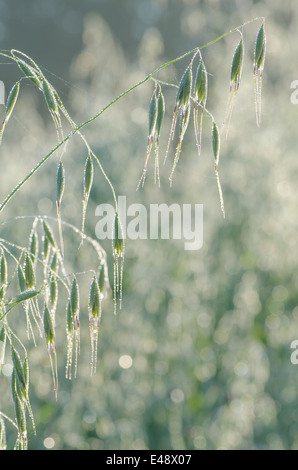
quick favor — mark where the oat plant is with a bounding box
[0,17,266,449]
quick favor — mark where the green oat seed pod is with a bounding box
[70,277,79,318]
[89,276,101,319]
[0,326,6,370]
[4,81,20,124]
[148,90,158,139]
[212,121,220,166]
[29,230,38,264]
[17,265,26,293]
[43,304,55,347]
[84,154,93,199]
[11,346,26,393]
[230,38,244,91]
[0,253,7,286]
[42,79,59,117]
[24,253,36,289]
[176,66,192,109]
[56,160,65,209]
[16,59,42,89]
[13,290,40,304]
[155,89,165,138]
[194,59,208,108]
[43,221,56,249]
[254,23,266,71]
[112,212,124,257]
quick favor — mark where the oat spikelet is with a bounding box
[164,64,192,172]
[169,103,191,186]
[65,300,74,380]
[67,277,80,378]
[212,121,225,218]
[0,252,7,286]
[254,23,266,127]
[154,88,165,186]
[16,59,42,90]
[82,153,94,236]
[43,304,58,399]
[223,35,244,139]
[193,57,208,157]
[112,213,124,314]
[88,276,101,375]
[0,326,6,372]
[0,81,20,144]
[137,88,158,190]
[56,160,65,257]
[42,78,62,132]
[0,415,6,450]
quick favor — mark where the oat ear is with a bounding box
[56,160,65,256]
[254,23,266,126]
[212,121,225,219]
[222,34,244,139]
[112,212,124,314]
[194,58,208,157]
[164,64,193,168]
[0,81,20,144]
[82,153,94,236]
[137,88,158,190]
[89,276,102,375]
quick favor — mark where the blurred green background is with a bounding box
[0,0,298,450]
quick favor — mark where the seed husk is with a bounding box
[56,160,65,208]
[70,277,79,318]
[13,290,40,304]
[14,395,27,439]
[0,326,6,369]
[49,275,58,312]
[194,59,208,108]
[42,79,58,116]
[11,346,26,392]
[24,253,36,289]
[112,213,124,314]
[0,415,6,450]
[254,23,266,127]
[254,23,266,71]
[4,82,20,123]
[212,121,220,166]
[82,154,94,234]
[113,212,124,257]
[230,38,244,92]
[29,230,38,264]
[43,221,56,249]
[89,276,101,319]
[211,121,225,218]
[43,235,50,263]
[137,88,159,190]
[50,251,58,274]
[155,90,165,138]
[43,304,55,347]
[43,303,58,398]
[164,64,193,170]
[0,253,7,286]
[176,66,192,108]
[148,90,157,139]
[66,299,74,335]
[84,155,93,199]
[16,59,42,89]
